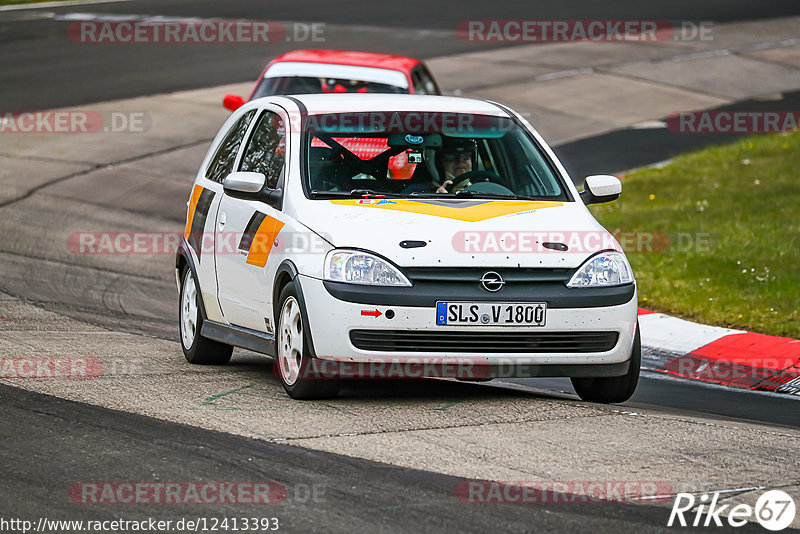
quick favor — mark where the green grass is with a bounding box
[590,131,800,338]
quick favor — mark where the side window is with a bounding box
[206,110,256,183]
[411,70,427,95]
[239,110,286,189]
[415,66,439,95]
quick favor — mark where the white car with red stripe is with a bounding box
[177,93,640,402]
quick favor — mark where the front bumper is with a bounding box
[299,275,638,372]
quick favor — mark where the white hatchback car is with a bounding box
[177,94,640,402]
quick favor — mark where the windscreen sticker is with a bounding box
[245,214,285,268]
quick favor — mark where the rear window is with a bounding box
[252,77,405,98]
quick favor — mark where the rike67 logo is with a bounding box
[668,490,795,530]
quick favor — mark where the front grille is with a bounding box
[349,330,619,353]
[403,267,572,284]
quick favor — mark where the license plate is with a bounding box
[436,302,546,326]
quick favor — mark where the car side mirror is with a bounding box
[261,188,283,210]
[223,172,266,194]
[223,94,246,111]
[222,172,283,210]
[580,175,621,205]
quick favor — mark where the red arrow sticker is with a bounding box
[361,309,382,318]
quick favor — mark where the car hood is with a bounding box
[296,198,620,268]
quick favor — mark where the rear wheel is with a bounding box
[275,281,339,400]
[179,268,232,365]
[571,324,640,404]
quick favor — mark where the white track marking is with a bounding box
[0,0,131,12]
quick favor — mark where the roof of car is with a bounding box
[269,50,422,72]
[268,94,509,116]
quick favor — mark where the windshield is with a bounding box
[303,112,570,200]
[252,77,406,98]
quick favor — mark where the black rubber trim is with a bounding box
[485,360,630,378]
[323,280,635,308]
[284,96,310,200]
[201,320,275,356]
[175,241,210,324]
[350,330,619,353]
[405,267,571,283]
[292,275,321,359]
[272,260,300,326]
[175,241,196,287]
[276,259,300,279]
[272,270,321,360]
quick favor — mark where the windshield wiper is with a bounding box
[309,190,349,198]
[310,189,552,201]
[406,191,526,200]
[349,189,387,197]
[453,190,515,199]
[453,191,555,201]
[309,189,401,199]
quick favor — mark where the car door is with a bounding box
[186,109,257,323]
[215,107,288,333]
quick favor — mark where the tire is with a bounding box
[571,323,641,404]
[179,267,233,365]
[274,281,339,400]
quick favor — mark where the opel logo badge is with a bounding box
[480,271,505,292]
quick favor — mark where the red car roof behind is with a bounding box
[269,50,422,73]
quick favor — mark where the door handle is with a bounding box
[218,212,226,232]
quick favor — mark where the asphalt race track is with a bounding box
[3,0,800,109]
[6,383,745,534]
[1,1,800,532]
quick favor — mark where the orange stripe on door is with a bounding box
[246,215,285,268]
[184,185,204,240]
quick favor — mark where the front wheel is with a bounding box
[179,268,232,365]
[275,281,339,400]
[571,324,641,404]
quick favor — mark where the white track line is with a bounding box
[0,0,131,12]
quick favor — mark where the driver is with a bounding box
[434,138,475,193]
[436,138,476,193]
[403,137,476,194]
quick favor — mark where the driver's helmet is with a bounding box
[424,137,477,184]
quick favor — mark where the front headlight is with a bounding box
[567,251,634,288]
[324,250,412,287]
